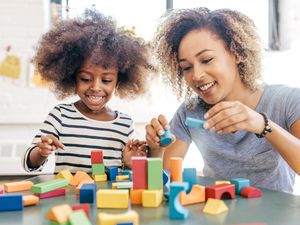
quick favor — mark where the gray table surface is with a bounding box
[0,175,300,225]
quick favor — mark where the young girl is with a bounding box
[24,9,155,173]
[146,7,300,193]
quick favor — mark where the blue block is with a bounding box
[105,166,119,181]
[230,178,250,194]
[183,168,197,193]
[185,117,205,129]
[169,182,189,220]
[160,130,172,146]
[80,183,96,203]
[163,170,169,186]
[122,170,132,181]
[116,223,133,225]
[0,194,23,211]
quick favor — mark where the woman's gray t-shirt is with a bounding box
[170,84,300,193]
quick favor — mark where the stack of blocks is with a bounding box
[91,150,107,181]
[131,156,163,207]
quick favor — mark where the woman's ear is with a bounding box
[235,54,241,64]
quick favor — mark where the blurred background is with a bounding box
[0,0,299,194]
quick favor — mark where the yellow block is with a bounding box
[97,189,129,208]
[112,182,132,189]
[23,195,39,206]
[55,170,73,184]
[93,174,107,182]
[98,210,139,225]
[4,180,33,192]
[203,198,228,215]
[215,181,231,185]
[142,189,163,207]
[116,175,129,181]
[179,184,205,205]
[0,55,20,79]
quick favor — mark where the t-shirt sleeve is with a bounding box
[170,102,192,144]
[23,105,62,172]
[128,119,135,140]
[285,87,300,130]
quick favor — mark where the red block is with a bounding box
[34,188,66,199]
[132,157,147,189]
[72,204,90,217]
[240,186,262,198]
[91,150,103,163]
[0,189,3,195]
[206,183,235,200]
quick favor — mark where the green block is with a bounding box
[31,178,68,194]
[92,163,105,175]
[68,210,92,225]
[147,158,163,189]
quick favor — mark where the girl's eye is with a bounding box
[202,58,213,64]
[103,80,112,84]
[80,78,91,82]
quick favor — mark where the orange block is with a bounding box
[170,157,183,182]
[69,171,93,186]
[179,184,205,205]
[23,195,39,206]
[75,180,95,195]
[4,180,33,192]
[47,204,72,223]
[130,189,143,204]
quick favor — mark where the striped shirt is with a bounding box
[23,103,135,173]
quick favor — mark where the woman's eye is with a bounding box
[202,58,213,64]
[180,67,192,74]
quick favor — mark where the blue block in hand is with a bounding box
[185,117,205,129]
[160,130,172,146]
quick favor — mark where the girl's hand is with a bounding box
[123,139,148,168]
[36,135,65,158]
[145,114,174,149]
[203,101,265,135]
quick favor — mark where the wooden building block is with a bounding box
[72,204,90,218]
[215,181,231,185]
[122,170,132,181]
[240,186,262,198]
[112,182,132,189]
[97,189,129,209]
[68,210,92,225]
[31,179,68,194]
[132,157,147,189]
[92,163,105,175]
[0,189,3,195]
[116,175,130,181]
[47,204,72,223]
[170,157,183,182]
[142,189,163,207]
[130,189,143,205]
[23,195,39,206]
[147,158,163,190]
[0,194,23,211]
[91,150,103,164]
[80,183,96,204]
[183,168,197,193]
[98,210,139,225]
[179,184,205,205]
[230,178,250,194]
[93,174,107,182]
[4,180,33,192]
[69,171,93,186]
[185,117,205,129]
[105,166,119,181]
[55,170,73,184]
[160,129,172,146]
[169,182,189,220]
[163,170,169,186]
[203,198,228,215]
[206,183,235,200]
[75,180,95,195]
[35,188,66,199]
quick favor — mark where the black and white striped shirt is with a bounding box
[24,103,134,173]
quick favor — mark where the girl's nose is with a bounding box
[90,79,102,91]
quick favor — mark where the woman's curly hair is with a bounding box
[152,7,263,100]
[33,9,156,99]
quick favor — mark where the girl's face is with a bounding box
[178,29,243,105]
[75,60,118,115]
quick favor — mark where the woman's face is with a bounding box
[178,29,244,105]
[75,59,118,115]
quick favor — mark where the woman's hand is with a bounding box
[203,101,265,135]
[36,135,65,158]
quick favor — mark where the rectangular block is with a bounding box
[93,174,107,182]
[97,189,129,208]
[105,166,119,181]
[23,195,39,206]
[91,150,103,163]
[35,188,66,199]
[0,194,23,211]
[147,158,163,190]
[31,178,68,194]
[80,183,96,204]
[132,157,147,189]
[4,180,33,192]
[92,163,105,175]
[185,117,205,129]
[68,210,92,225]
[75,180,95,195]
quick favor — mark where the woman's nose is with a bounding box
[193,66,205,81]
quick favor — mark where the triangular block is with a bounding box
[203,198,228,215]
